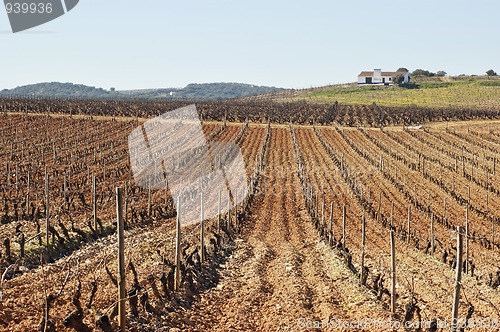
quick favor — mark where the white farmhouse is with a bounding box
[357,69,410,85]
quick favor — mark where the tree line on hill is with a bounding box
[0,82,285,100]
[406,68,497,78]
[392,67,498,87]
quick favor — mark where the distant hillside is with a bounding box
[179,83,282,99]
[0,82,285,100]
[0,82,114,99]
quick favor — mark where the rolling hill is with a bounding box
[0,82,285,100]
[257,75,500,109]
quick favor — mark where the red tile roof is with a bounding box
[358,71,374,77]
[358,71,405,77]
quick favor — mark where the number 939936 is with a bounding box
[5,2,53,14]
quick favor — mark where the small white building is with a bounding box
[357,69,410,85]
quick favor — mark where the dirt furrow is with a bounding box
[171,127,390,331]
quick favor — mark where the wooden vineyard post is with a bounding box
[63,173,67,209]
[465,203,469,274]
[486,191,489,220]
[19,233,25,258]
[249,175,253,194]
[45,167,50,258]
[227,191,231,230]
[430,213,435,255]
[329,201,334,246]
[234,189,238,229]
[462,154,465,177]
[165,178,169,206]
[390,229,396,316]
[200,193,205,263]
[492,215,495,247]
[217,189,221,233]
[485,167,489,190]
[116,187,126,332]
[26,171,30,217]
[92,174,97,233]
[407,206,411,244]
[124,183,128,226]
[467,185,470,204]
[321,194,325,230]
[15,164,19,192]
[360,215,366,285]
[342,205,346,251]
[174,196,181,291]
[488,192,494,246]
[451,226,463,331]
[439,164,443,186]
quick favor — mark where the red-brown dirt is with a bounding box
[0,114,498,331]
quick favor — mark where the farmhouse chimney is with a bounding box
[374,68,382,79]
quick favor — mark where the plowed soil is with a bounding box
[1,115,499,332]
[166,128,389,331]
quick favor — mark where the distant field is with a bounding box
[286,76,500,109]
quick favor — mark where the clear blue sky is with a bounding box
[1,0,498,90]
